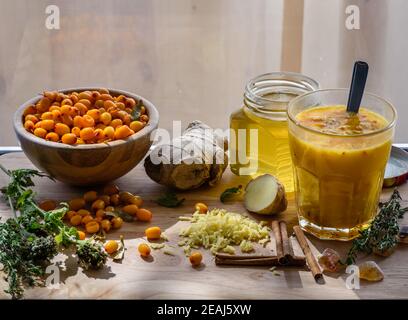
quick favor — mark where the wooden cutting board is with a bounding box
[1,152,408,299]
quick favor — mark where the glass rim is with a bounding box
[287,88,397,138]
[244,71,320,106]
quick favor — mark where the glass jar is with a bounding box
[288,89,396,240]
[229,72,319,192]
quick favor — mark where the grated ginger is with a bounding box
[179,208,270,255]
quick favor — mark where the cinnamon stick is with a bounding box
[293,226,323,283]
[271,220,285,264]
[214,253,306,267]
[279,221,295,263]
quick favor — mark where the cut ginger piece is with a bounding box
[244,174,287,215]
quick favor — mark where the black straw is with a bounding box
[346,61,369,113]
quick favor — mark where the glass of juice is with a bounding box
[288,89,396,240]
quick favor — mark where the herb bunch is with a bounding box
[0,165,107,299]
[346,189,408,264]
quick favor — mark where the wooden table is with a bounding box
[1,152,408,299]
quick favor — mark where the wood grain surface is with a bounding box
[1,152,408,299]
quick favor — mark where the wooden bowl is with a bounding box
[13,88,159,186]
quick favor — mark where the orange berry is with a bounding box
[91,199,105,211]
[101,219,111,232]
[81,114,95,128]
[110,194,120,206]
[94,128,105,141]
[71,126,81,137]
[104,240,119,254]
[54,123,70,136]
[78,91,93,101]
[140,115,149,122]
[77,230,86,240]
[34,127,47,138]
[77,209,91,216]
[41,111,53,120]
[45,132,59,142]
[138,243,151,257]
[95,209,106,219]
[87,109,100,121]
[110,119,122,128]
[24,120,35,132]
[38,199,57,211]
[125,98,136,108]
[65,210,77,220]
[122,204,139,215]
[61,133,77,145]
[103,184,120,195]
[61,98,73,106]
[85,221,100,234]
[100,112,112,125]
[69,198,86,211]
[40,119,55,131]
[136,208,152,222]
[78,99,92,109]
[129,121,144,133]
[111,217,123,229]
[189,252,203,267]
[70,214,82,226]
[114,125,134,140]
[23,105,37,116]
[195,202,208,214]
[80,127,95,141]
[145,226,161,240]
[103,126,115,139]
[83,190,98,202]
[25,114,39,123]
[81,215,94,225]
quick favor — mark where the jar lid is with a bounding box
[244,72,319,112]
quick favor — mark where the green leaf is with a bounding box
[155,192,185,208]
[106,210,134,222]
[110,236,126,261]
[220,185,242,203]
[130,99,143,121]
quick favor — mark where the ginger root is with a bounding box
[244,174,287,215]
[144,121,228,190]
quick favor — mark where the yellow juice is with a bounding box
[289,105,392,240]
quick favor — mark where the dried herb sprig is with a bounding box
[346,189,408,264]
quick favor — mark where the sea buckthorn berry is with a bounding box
[137,209,153,222]
[65,210,77,220]
[101,219,111,232]
[91,91,101,100]
[76,138,85,144]
[100,112,112,125]
[98,195,111,206]
[95,123,106,130]
[104,240,118,254]
[41,111,53,120]
[45,132,59,142]
[125,98,136,108]
[77,230,86,240]
[103,126,115,139]
[195,202,208,214]
[116,95,126,103]
[100,93,113,101]
[110,194,120,206]
[140,106,146,115]
[145,226,161,240]
[130,195,143,207]
[116,102,126,110]
[91,199,105,211]
[138,243,151,257]
[94,100,104,108]
[140,115,149,122]
[87,109,100,121]
[94,128,105,141]
[61,114,73,126]
[110,119,122,128]
[44,91,57,100]
[103,184,120,195]
[95,209,106,219]
[129,121,144,133]
[69,198,86,211]
[114,125,134,140]
[73,116,83,128]
[122,204,139,215]
[70,214,82,226]
[104,100,116,110]
[55,123,70,136]
[85,221,100,234]
[60,105,72,115]
[40,119,55,131]
[77,209,91,217]
[39,199,57,211]
[78,99,92,109]
[78,91,93,101]
[70,94,79,104]
[84,190,98,202]
[37,97,52,112]
[25,114,38,123]
[61,98,73,106]
[51,109,62,120]
[81,114,95,128]
[24,120,35,131]
[80,127,95,141]
[99,88,109,94]
[34,127,47,138]
[119,191,133,204]
[61,133,77,144]
[111,217,123,229]
[189,252,203,267]
[71,126,81,137]
[75,102,88,116]
[23,105,37,116]
[81,215,93,225]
